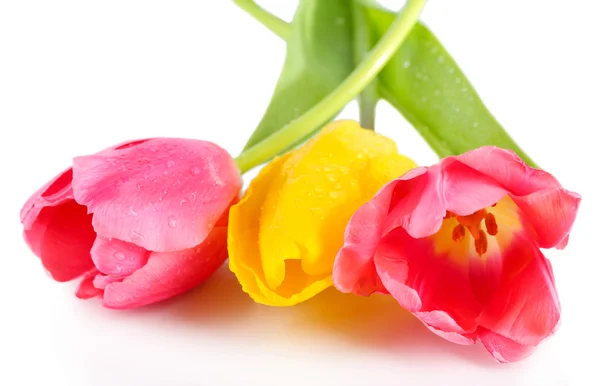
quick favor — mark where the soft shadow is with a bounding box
[292,288,498,366]
[128,264,257,326]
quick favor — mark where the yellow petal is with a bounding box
[228,120,416,306]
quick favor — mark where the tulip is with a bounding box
[333,146,581,362]
[228,120,416,306]
[20,138,242,309]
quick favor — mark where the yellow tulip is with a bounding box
[228,120,416,306]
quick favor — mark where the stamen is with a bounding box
[475,229,488,256]
[456,209,486,227]
[452,224,466,243]
[485,213,498,236]
[444,211,456,219]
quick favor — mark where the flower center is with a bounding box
[444,207,498,256]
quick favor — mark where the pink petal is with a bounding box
[20,139,146,230]
[382,163,506,239]
[101,226,229,309]
[478,329,536,363]
[72,138,242,252]
[511,188,581,249]
[382,167,445,239]
[476,240,560,361]
[90,236,150,276]
[23,200,96,282]
[455,146,581,249]
[416,311,477,345]
[441,159,507,216]
[93,274,125,290]
[76,270,103,299]
[332,181,397,296]
[455,146,561,195]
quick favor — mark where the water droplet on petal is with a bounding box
[129,206,138,216]
[136,183,143,191]
[167,160,175,168]
[168,216,177,228]
[191,167,201,175]
[131,230,144,240]
[329,191,340,199]
[149,146,158,152]
[114,252,125,261]
[190,192,197,201]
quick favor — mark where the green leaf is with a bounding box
[243,0,355,150]
[365,6,535,166]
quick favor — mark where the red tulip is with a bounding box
[333,146,581,362]
[20,138,241,309]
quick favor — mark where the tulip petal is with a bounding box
[478,329,536,363]
[382,167,444,239]
[90,236,150,276]
[101,226,228,309]
[441,159,507,216]
[381,163,506,240]
[476,240,560,360]
[72,138,241,252]
[333,181,397,296]
[511,188,581,249]
[93,273,125,290]
[20,168,74,231]
[374,228,481,334]
[23,200,96,282]
[455,146,581,248]
[76,270,103,299]
[416,311,477,345]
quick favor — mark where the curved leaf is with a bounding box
[366,7,535,166]
[243,0,355,150]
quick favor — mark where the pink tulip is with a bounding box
[20,138,242,309]
[333,146,581,362]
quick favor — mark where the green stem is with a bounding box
[352,1,378,130]
[235,0,427,173]
[233,0,290,40]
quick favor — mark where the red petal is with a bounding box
[24,200,96,282]
[101,226,228,309]
[76,270,103,299]
[374,228,481,335]
[476,240,560,361]
[72,138,242,252]
[20,168,74,231]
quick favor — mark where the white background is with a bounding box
[1,1,598,385]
